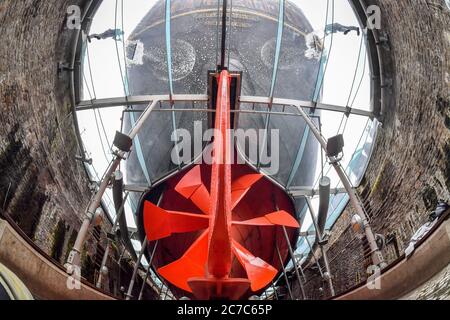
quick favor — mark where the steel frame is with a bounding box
[76,95,374,118]
[306,197,335,296]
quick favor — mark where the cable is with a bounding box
[348,48,368,109]
[333,118,370,190]
[319,117,324,180]
[85,41,97,99]
[86,42,113,150]
[115,0,129,99]
[83,37,114,160]
[81,69,110,163]
[97,109,112,150]
[311,0,335,103]
[215,0,221,68]
[219,0,228,69]
[316,0,335,97]
[83,144,116,211]
[114,0,152,186]
[93,109,110,163]
[345,34,365,108]
[336,36,363,135]
[337,34,367,135]
[227,0,233,68]
[82,72,94,101]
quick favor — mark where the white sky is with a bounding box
[78,0,372,244]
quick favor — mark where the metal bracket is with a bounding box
[345,106,352,118]
[112,149,127,161]
[75,155,93,165]
[376,32,391,51]
[57,62,73,74]
[381,77,393,90]
[328,155,343,165]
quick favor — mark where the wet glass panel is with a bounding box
[262,105,305,186]
[168,1,220,94]
[171,101,210,166]
[235,102,270,168]
[283,111,321,188]
[126,1,170,96]
[123,102,174,185]
[272,1,319,101]
[345,119,378,186]
[227,0,280,96]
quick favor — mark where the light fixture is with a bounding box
[351,214,364,234]
[93,208,104,227]
[101,266,109,276]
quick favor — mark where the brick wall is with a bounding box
[291,0,450,299]
[0,0,129,296]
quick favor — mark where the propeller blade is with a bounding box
[231,174,263,209]
[233,210,300,228]
[232,240,277,291]
[158,231,209,293]
[265,211,300,228]
[175,165,210,214]
[143,200,209,241]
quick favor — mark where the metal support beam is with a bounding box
[128,191,164,300]
[76,94,209,111]
[281,226,306,300]
[162,286,170,300]
[293,103,385,268]
[272,282,278,300]
[122,185,346,202]
[276,244,294,300]
[65,99,161,274]
[123,184,150,193]
[138,240,159,300]
[77,95,373,118]
[126,237,148,300]
[289,187,347,197]
[219,0,228,69]
[299,231,316,237]
[158,282,166,300]
[96,192,129,288]
[304,235,324,278]
[306,197,335,297]
[240,96,374,118]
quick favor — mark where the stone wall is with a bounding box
[0,0,130,296]
[0,0,87,256]
[291,0,450,299]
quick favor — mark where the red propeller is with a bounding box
[142,70,300,299]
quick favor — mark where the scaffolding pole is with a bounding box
[293,103,385,268]
[306,197,335,296]
[126,237,148,300]
[305,235,324,278]
[282,226,306,300]
[276,244,294,300]
[96,192,129,288]
[65,99,160,273]
[138,241,159,300]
